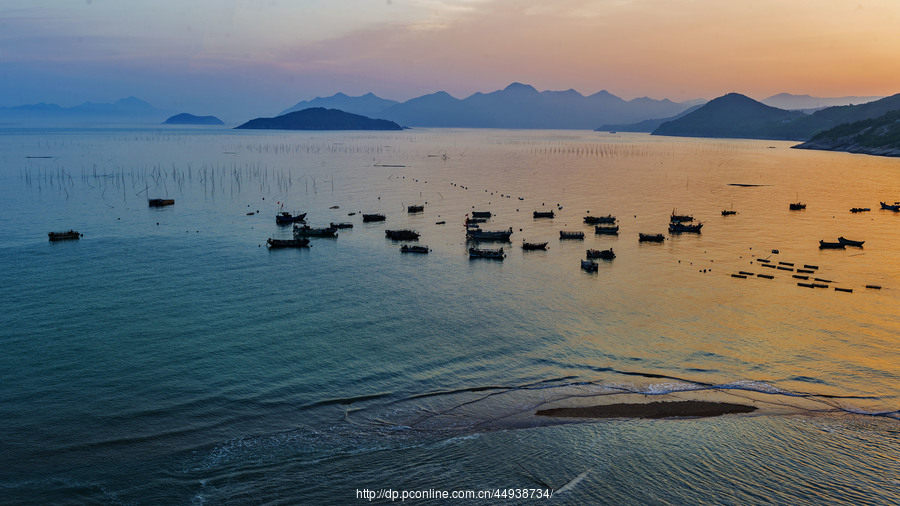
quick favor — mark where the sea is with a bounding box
[1,126,898,505]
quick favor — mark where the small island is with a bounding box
[163,113,224,125]
[235,107,403,130]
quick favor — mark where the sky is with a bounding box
[2,0,900,121]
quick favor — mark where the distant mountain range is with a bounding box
[280,83,703,129]
[0,97,170,123]
[760,93,884,111]
[651,92,900,141]
[235,108,402,131]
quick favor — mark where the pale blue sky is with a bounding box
[3,0,899,121]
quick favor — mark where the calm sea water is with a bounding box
[1,126,899,504]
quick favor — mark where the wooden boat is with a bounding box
[276,211,307,224]
[471,211,492,218]
[594,225,619,235]
[533,210,555,218]
[362,213,386,222]
[721,210,737,216]
[789,202,806,210]
[837,237,865,247]
[584,215,616,224]
[48,230,82,241]
[586,248,615,260]
[669,222,703,233]
[266,237,310,248]
[385,229,420,240]
[467,227,513,241]
[581,259,599,272]
[880,202,900,211]
[330,222,353,229]
[148,198,175,207]
[849,207,871,213]
[522,241,549,250]
[670,210,693,222]
[818,240,845,249]
[559,231,585,239]
[407,204,424,213]
[400,245,429,253]
[293,225,338,237]
[469,247,505,259]
[639,233,665,242]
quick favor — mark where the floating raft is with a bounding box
[804,264,818,270]
[866,285,882,290]
[835,287,853,293]
[796,269,815,274]
[792,275,809,280]
[757,274,774,279]
[778,261,794,266]
[760,264,776,269]
[731,274,747,279]
[777,266,794,271]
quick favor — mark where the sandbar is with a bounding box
[535,400,756,419]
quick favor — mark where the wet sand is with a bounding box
[536,401,757,419]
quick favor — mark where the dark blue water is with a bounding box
[1,127,898,504]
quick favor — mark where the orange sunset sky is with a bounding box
[2,0,899,120]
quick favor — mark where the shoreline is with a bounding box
[536,400,757,419]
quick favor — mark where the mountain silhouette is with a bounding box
[164,113,225,125]
[280,83,698,129]
[653,92,900,140]
[235,108,402,130]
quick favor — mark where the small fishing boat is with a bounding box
[467,227,513,241]
[594,225,619,235]
[559,231,585,239]
[293,225,338,237]
[148,198,175,207]
[533,210,555,218]
[818,240,845,249]
[362,213,386,222]
[48,230,82,241]
[522,241,549,250]
[266,237,310,248]
[789,202,806,210]
[670,210,693,222]
[385,229,420,240]
[849,207,871,213]
[639,233,665,242]
[400,245,429,254]
[721,210,737,216]
[586,248,615,260]
[837,237,865,247]
[581,259,599,272]
[330,222,353,229]
[669,222,703,233]
[407,205,424,213]
[469,247,505,259]
[471,211,492,218]
[584,215,616,224]
[880,202,900,211]
[276,211,307,224]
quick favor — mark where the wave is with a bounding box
[338,369,900,433]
